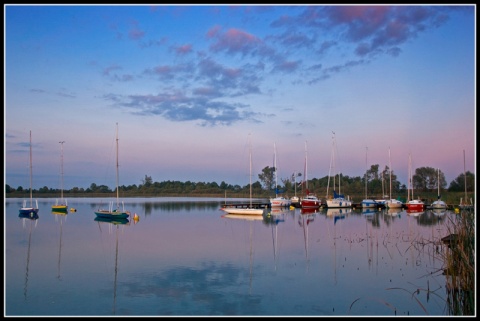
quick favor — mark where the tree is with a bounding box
[448,171,475,192]
[258,166,275,191]
[142,175,153,186]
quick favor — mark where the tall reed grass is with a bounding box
[442,208,475,315]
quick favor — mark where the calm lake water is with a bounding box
[5,197,456,316]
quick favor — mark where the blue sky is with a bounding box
[4,4,476,191]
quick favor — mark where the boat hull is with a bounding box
[406,200,425,211]
[19,210,39,220]
[300,195,321,209]
[221,207,264,215]
[361,199,377,208]
[270,197,292,207]
[385,199,403,208]
[19,208,39,216]
[95,210,130,219]
[326,198,352,208]
[52,205,68,212]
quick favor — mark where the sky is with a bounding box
[4,4,476,191]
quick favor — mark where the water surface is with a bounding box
[5,197,453,316]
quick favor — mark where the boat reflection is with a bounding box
[95,216,129,315]
[19,211,39,301]
[431,208,446,217]
[222,213,263,221]
[52,211,68,280]
[385,208,402,217]
[298,210,315,271]
[406,209,425,217]
[94,216,130,225]
[300,207,319,215]
[326,208,351,221]
[361,208,376,216]
[221,212,263,295]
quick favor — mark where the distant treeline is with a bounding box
[5,167,475,205]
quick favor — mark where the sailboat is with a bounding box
[270,143,291,208]
[326,132,352,208]
[406,152,425,213]
[222,135,264,215]
[300,141,321,209]
[95,123,130,219]
[431,168,447,209]
[384,147,403,209]
[361,147,377,208]
[289,171,301,207]
[52,141,68,212]
[19,130,39,217]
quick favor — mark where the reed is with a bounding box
[441,208,475,315]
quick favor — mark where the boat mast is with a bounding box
[116,123,119,208]
[326,135,334,198]
[388,147,392,201]
[59,141,65,200]
[249,134,252,207]
[365,147,368,199]
[333,132,336,194]
[408,153,413,201]
[29,130,33,207]
[463,149,467,203]
[304,141,308,194]
[437,168,440,200]
[274,142,277,198]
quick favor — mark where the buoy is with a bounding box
[133,213,139,221]
[70,208,76,212]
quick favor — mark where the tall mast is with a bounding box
[408,152,413,201]
[29,130,33,207]
[249,134,252,207]
[437,168,440,199]
[463,149,467,202]
[274,142,277,197]
[388,147,392,200]
[116,123,119,208]
[59,141,65,200]
[365,147,368,199]
[304,141,308,193]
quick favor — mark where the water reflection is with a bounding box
[94,216,130,315]
[5,198,466,316]
[19,211,39,301]
[52,211,68,280]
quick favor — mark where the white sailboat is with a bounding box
[384,147,403,209]
[289,171,300,207]
[222,135,264,215]
[95,123,130,219]
[19,130,39,217]
[431,168,447,209]
[326,132,352,208]
[300,141,321,209]
[270,142,291,208]
[52,141,68,212]
[361,147,377,208]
